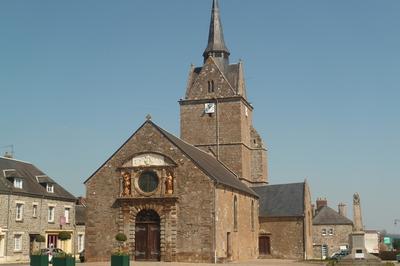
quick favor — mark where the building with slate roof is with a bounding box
[312,198,353,259]
[84,0,313,263]
[0,156,76,263]
[252,182,313,259]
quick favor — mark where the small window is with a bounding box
[138,171,159,193]
[328,228,334,235]
[208,80,215,93]
[78,234,84,252]
[251,200,255,231]
[322,228,327,236]
[16,203,24,221]
[48,206,55,223]
[32,204,38,218]
[14,234,22,251]
[14,178,23,189]
[233,196,238,231]
[64,208,70,224]
[46,184,54,193]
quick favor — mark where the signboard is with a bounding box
[60,216,66,226]
[355,253,365,259]
[384,237,391,245]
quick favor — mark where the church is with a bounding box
[84,0,313,262]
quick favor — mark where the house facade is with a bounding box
[0,156,76,264]
[312,198,353,259]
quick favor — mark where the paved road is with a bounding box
[0,259,326,266]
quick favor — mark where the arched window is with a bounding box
[233,195,238,231]
[251,200,254,231]
[208,80,215,93]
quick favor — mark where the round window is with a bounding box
[138,171,159,193]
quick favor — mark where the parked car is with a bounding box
[40,248,65,263]
[396,253,400,262]
[79,249,85,262]
[331,250,350,261]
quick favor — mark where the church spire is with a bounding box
[203,0,230,66]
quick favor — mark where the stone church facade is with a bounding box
[85,0,311,263]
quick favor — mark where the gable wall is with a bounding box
[85,123,215,262]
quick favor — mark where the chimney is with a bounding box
[316,197,328,210]
[338,202,347,217]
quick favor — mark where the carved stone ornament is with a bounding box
[121,171,132,196]
[122,153,173,168]
[165,172,174,195]
[353,193,360,205]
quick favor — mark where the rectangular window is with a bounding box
[16,203,23,221]
[13,178,23,189]
[322,228,327,236]
[46,184,54,193]
[48,206,55,223]
[64,208,70,224]
[328,228,334,235]
[77,234,84,252]
[32,204,38,218]
[14,234,22,251]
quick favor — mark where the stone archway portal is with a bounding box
[135,209,160,261]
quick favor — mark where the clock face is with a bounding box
[204,103,215,114]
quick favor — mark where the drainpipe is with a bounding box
[5,191,11,262]
[214,97,219,160]
[213,182,217,263]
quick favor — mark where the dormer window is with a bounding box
[14,178,23,189]
[46,184,54,193]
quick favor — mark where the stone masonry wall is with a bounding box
[304,182,314,259]
[215,188,259,262]
[85,122,215,262]
[259,217,305,259]
[312,224,352,258]
[0,194,75,263]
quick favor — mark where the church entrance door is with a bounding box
[259,235,271,255]
[135,209,160,261]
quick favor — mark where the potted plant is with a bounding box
[30,235,48,266]
[52,231,75,266]
[111,233,129,266]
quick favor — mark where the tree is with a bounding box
[393,239,400,250]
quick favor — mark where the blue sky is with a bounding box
[1,1,399,233]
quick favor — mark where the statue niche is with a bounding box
[121,171,132,196]
[165,172,174,195]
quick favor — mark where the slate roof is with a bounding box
[313,206,353,225]
[153,122,258,197]
[85,120,257,197]
[253,182,305,217]
[203,0,230,57]
[0,157,76,201]
[75,205,86,225]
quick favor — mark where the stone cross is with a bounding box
[353,193,364,232]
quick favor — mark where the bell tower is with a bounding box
[179,0,268,186]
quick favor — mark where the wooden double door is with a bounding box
[135,210,160,261]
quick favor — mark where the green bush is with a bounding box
[115,233,127,242]
[58,231,71,241]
